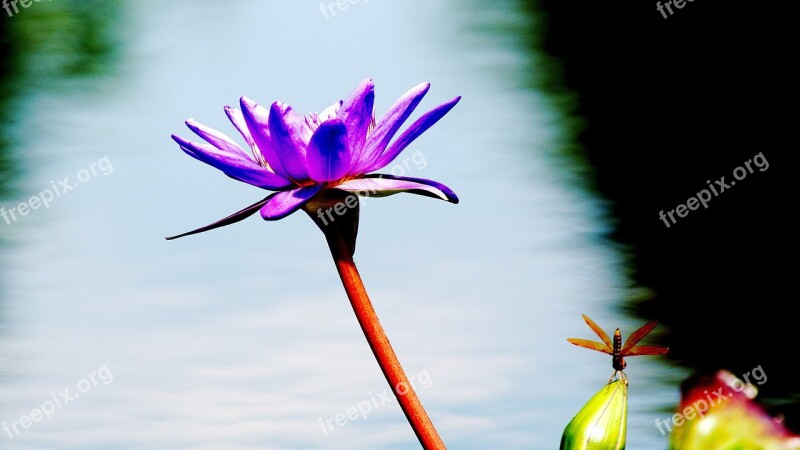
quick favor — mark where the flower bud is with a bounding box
[561,379,628,450]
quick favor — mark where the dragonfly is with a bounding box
[567,314,669,383]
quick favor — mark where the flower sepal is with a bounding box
[304,189,360,259]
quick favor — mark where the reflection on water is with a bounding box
[464,0,592,190]
[0,0,122,196]
[0,0,122,332]
[0,15,18,200]
[3,0,121,83]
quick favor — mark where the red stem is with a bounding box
[331,254,446,449]
[306,193,446,449]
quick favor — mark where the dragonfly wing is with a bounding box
[582,314,613,348]
[626,345,669,356]
[567,338,614,355]
[621,320,659,353]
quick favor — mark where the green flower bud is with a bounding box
[561,379,628,450]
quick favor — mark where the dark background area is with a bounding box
[537,0,795,429]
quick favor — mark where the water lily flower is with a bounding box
[168,80,461,450]
[561,379,628,450]
[168,79,460,239]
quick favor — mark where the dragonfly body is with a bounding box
[568,315,668,382]
[612,328,625,371]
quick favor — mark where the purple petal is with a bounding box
[335,174,458,203]
[240,97,289,179]
[367,96,461,172]
[172,135,292,190]
[305,119,351,183]
[356,82,430,173]
[185,119,251,160]
[338,79,375,168]
[268,102,312,181]
[165,195,272,240]
[224,106,256,149]
[260,185,322,220]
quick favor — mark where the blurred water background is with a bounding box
[0,1,791,449]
